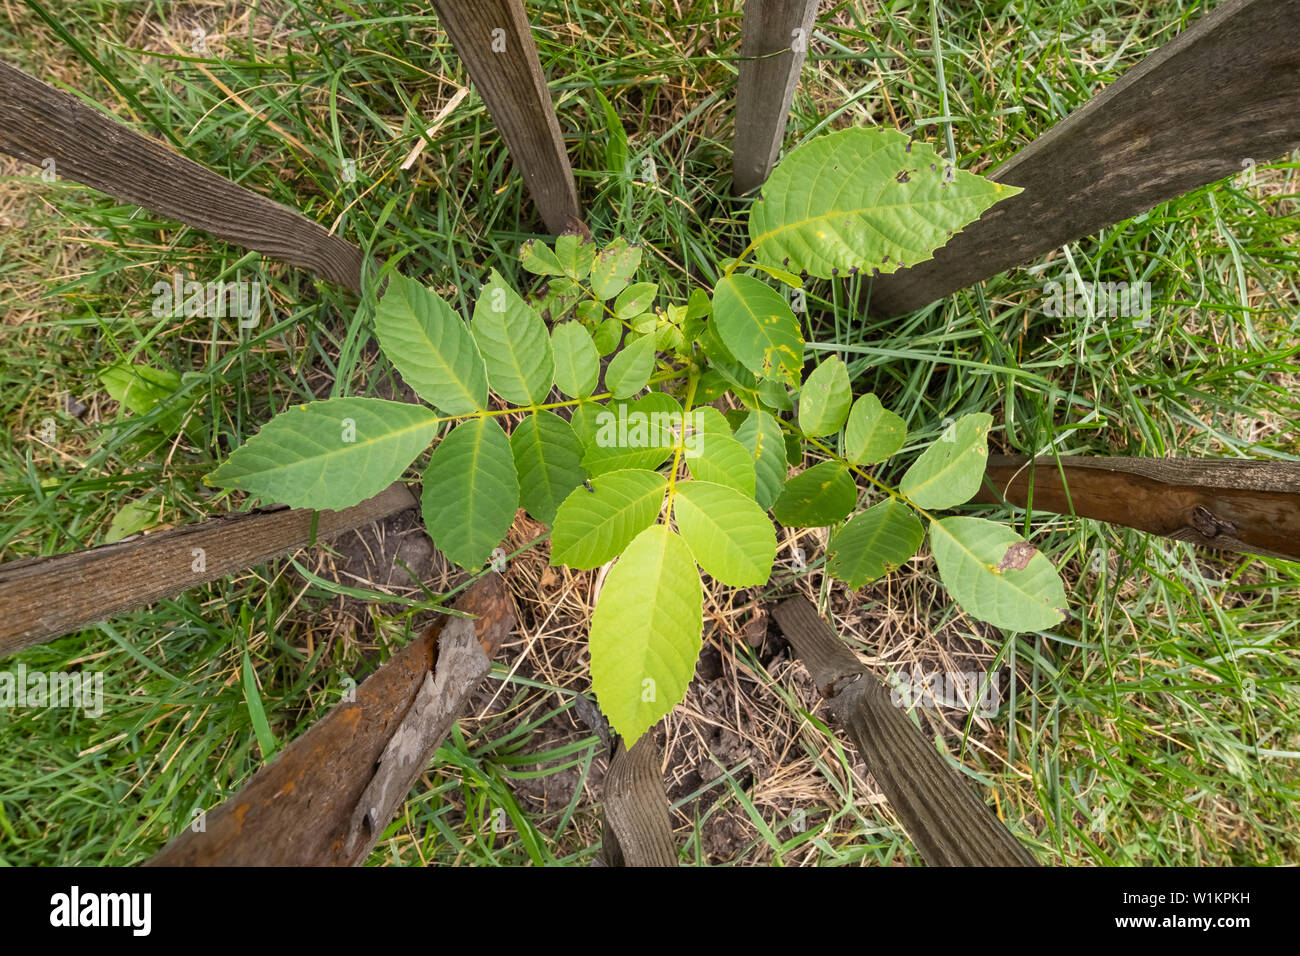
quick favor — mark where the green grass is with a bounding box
[1,0,1297,865]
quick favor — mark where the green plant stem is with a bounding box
[722,240,759,278]
[663,366,701,517]
[793,426,939,524]
[433,367,682,427]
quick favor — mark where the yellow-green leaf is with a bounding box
[590,524,702,745]
[930,516,1068,632]
[827,498,923,587]
[771,461,857,527]
[844,393,906,465]
[798,356,851,437]
[673,480,776,586]
[749,127,1022,280]
[899,413,992,509]
[550,468,667,569]
[735,410,788,509]
[510,410,585,526]
[471,269,554,405]
[207,397,439,510]
[712,274,803,385]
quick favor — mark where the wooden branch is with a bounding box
[430,0,583,234]
[344,616,488,860]
[0,60,369,292]
[732,0,820,195]
[977,455,1300,561]
[600,735,677,867]
[772,596,1037,867]
[147,573,513,866]
[0,484,415,658]
[869,0,1300,315]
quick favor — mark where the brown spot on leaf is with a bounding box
[996,541,1038,572]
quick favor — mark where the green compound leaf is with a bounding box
[749,126,1022,280]
[712,274,803,385]
[930,516,1068,632]
[673,480,776,587]
[735,409,788,510]
[614,281,658,320]
[555,234,597,280]
[591,238,643,299]
[207,397,439,511]
[827,498,924,588]
[550,468,668,569]
[771,461,857,527]
[685,432,756,497]
[592,316,623,355]
[899,413,992,509]
[798,356,852,437]
[471,269,555,405]
[510,410,586,526]
[605,332,656,399]
[519,239,565,276]
[844,393,906,465]
[372,272,487,414]
[581,393,680,476]
[590,523,703,745]
[758,378,794,412]
[421,417,519,570]
[551,321,600,398]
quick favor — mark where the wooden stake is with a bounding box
[601,735,677,866]
[0,484,415,658]
[773,596,1037,867]
[147,574,513,866]
[869,0,1300,315]
[0,60,369,292]
[732,0,820,195]
[431,0,583,234]
[978,456,1300,561]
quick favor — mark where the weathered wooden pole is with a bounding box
[870,0,1300,315]
[732,0,821,195]
[978,456,1300,561]
[431,0,583,234]
[147,574,513,866]
[773,596,1037,866]
[600,735,678,866]
[0,484,415,658]
[0,60,368,291]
